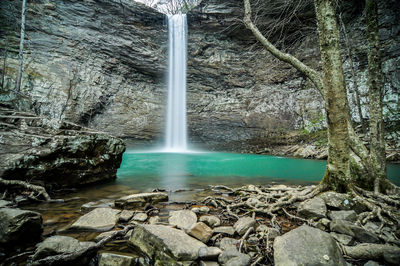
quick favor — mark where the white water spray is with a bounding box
[165,14,188,152]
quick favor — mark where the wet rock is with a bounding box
[118,210,134,222]
[115,192,168,208]
[129,224,206,264]
[330,232,355,246]
[69,208,121,232]
[274,225,346,266]
[98,252,141,266]
[219,237,239,251]
[0,200,12,208]
[0,208,42,246]
[328,210,357,222]
[213,226,235,237]
[168,210,198,231]
[218,248,251,266]
[199,215,221,228]
[233,217,256,236]
[198,246,222,260]
[188,222,213,243]
[330,219,379,243]
[81,200,114,211]
[95,230,123,242]
[297,197,327,219]
[32,235,96,262]
[132,212,148,223]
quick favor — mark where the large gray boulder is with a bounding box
[69,208,121,232]
[274,225,346,266]
[0,208,42,246]
[129,224,206,264]
[32,235,96,262]
[115,192,168,208]
[168,210,198,231]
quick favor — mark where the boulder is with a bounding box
[129,224,206,264]
[330,232,355,246]
[168,210,197,231]
[148,216,160,224]
[98,252,141,266]
[199,261,219,266]
[0,208,42,246]
[115,192,168,208]
[192,206,210,214]
[328,210,357,222]
[256,225,280,240]
[32,235,96,262]
[0,200,12,208]
[95,230,123,242]
[198,246,222,260]
[330,219,379,243]
[363,261,382,266]
[200,215,221,228]
[218,248,251,266]
[69,208,121,232]
[213,226,235,237]
[132,212,148,222]
[274,225,346,266]
[233,217,256,236]
[297,197,327,219]
[318,192,351,210]
[188,222,213,243]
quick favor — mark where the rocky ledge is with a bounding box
[0,106,125,189]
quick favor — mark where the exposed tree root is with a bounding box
[28,224,136,266]
[343,243,400,260]
[0,178,51,201]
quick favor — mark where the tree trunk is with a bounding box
[15,0,26,92]
[366,0,386,193]
[1,38,8,90]
[314,0,351,192]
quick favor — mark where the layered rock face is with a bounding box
[1,0,399,152]
[0,107,125,188]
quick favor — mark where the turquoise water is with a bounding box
[116,152,400,190]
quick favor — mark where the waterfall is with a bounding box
[165,14,188,152]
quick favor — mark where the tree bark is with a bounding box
[15,0,27,92]
[1,38,8,90]
[366,0,386,193]
[313,0,351,192]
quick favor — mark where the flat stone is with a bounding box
[200,215,221,228]
[213,226,235,237]
[0,207,42,245]
[233,217,256,236]
[188,222,213,243]
[32,235,96,261]
[118,210,134,222]
[274,225,346,266]
[168,210,197,231]
[132,212,148,222]
[69,208,121,232]
[198,246,222,260]
[129,224,206,263]
[297,197,327,219]
[219,237,239,251]
[330,219,379,243]
[114,192,168,208]
[218,247,251,266]
[328,210,357,222]
[98,252,139,266]
[330,232,355,245]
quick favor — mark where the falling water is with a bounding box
[165,14,188,152]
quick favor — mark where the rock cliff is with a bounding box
[0,0,399,153]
